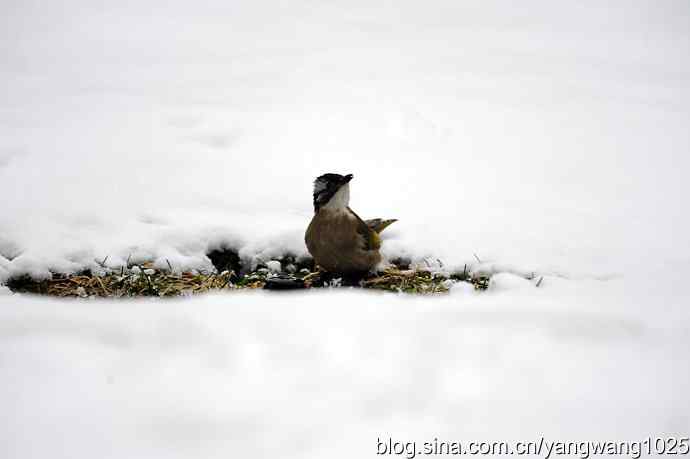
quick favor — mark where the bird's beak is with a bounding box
[344,174,354,183]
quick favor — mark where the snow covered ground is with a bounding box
[2,275,690,458]
[2,0,688,279]
[1,0,689,457]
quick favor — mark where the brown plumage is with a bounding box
[305,173,396,274]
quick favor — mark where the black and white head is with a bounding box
[312,173,353,212]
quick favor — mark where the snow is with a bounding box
[265,260,282,273]
[1,0,690,457]
[2,273,689,458]
[1,0,688,280]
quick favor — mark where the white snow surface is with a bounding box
[1,272,690,458]
[2,1,690,457]
[1,0,689,280]
[2,272,690,459]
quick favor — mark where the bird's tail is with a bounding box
[365,218,397,234]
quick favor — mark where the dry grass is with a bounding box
[6,259,491,298]
[7,266,244,298]
[362,268,488,293]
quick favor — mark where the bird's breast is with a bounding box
[305,209,380,273]
[307,209,357,245]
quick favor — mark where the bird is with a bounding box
[305,173,396,275]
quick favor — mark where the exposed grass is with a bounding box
[6,266,245,298]
[362,268,488,293]
[5,256,491,298]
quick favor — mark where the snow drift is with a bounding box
[1,0,688,282]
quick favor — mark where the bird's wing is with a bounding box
[348,208,381,251]
[365,218,397,234]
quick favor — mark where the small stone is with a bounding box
[263,276,305,290]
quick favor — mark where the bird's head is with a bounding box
[312,173,353,212]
